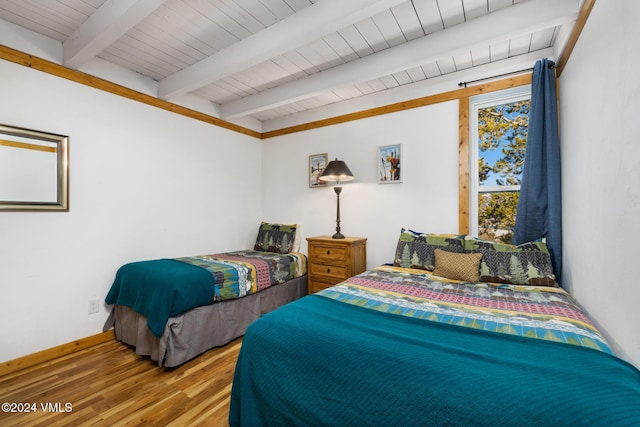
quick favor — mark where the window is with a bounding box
[469,86,531,244]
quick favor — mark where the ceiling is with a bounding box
[0,0,581,129]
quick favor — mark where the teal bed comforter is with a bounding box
[229,267,640,426]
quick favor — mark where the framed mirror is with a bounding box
[0,124,69,211]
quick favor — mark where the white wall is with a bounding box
[0,59,262,363]
[262,102,460,268]
[560,0,640,366]
[3,0,638,371]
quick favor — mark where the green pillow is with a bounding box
[254,222,297,254]
[464,237,558,286]
[393,228,466,271]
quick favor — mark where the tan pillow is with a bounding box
[433,249,482,282]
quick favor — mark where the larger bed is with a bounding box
[104,222,307,367]
[229,229,640,426]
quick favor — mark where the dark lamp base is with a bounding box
[332,232,345,239]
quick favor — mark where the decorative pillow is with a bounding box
[464,237,558,287]
[254,222,297,254]
[393,228,466,271]
[291,226,301,252]
[433,249,482,282]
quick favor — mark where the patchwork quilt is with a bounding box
[320,265,610,353]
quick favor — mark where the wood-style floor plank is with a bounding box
[0,338,241,426]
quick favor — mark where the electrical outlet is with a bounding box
[88,299,99,315]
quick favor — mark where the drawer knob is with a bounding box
[326,250,330,254]
[326,268,331,273]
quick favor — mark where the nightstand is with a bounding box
[306,236,367,293]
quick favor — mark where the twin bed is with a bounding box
[104,222,307,367]
[229,229,640,426]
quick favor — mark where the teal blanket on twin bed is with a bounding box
[230,295,640,426]
[105,251,306,338]
[105,259,215,338]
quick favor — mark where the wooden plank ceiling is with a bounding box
[0,0,580,125]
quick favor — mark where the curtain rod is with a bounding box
[457,61,555,88]
[458,68,533,88]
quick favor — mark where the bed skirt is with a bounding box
[104,275,307,367]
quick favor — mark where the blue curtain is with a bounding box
[513,58,562,282]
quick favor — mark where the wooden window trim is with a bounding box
[456,76,532,234]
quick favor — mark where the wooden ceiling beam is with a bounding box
[220,0,580,120]
[157,0,408,100]
[63,0,166,69]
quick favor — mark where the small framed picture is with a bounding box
[309,153,328,188]
[378,144,402,184]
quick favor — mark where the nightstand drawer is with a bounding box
[308,277,340,293]
[309,262,347,280]
[309,245,347,262]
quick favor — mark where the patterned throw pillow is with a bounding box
[254,222,297,254]
[433,249,482,282]
[464,237,558,287]
[393,228,466,271]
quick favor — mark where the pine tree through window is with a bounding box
[470,87,531,244]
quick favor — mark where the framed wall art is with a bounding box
[309,153,328,188]
[378,144,402,184]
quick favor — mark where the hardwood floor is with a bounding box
[0,338,241,426]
